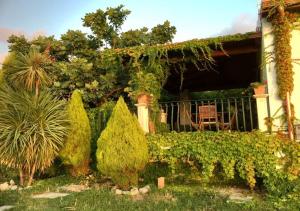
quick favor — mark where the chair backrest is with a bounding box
[199,105,217,120]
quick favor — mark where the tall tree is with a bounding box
[7,35,31,54]
[117,27,149,48]
[149,20,177,45]
[82,5,131,48]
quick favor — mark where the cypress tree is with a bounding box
[60,90,91,176]
[97,96,149,189]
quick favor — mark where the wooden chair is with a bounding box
[219,111,236,130]
[198,105,219,131]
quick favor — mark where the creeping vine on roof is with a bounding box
[99,32,257,100]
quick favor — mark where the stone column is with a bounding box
[254,94,269,132]
[135,94,151,133]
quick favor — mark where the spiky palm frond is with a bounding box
[3,48,52,94]
[0,85,69,173]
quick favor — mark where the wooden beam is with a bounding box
[212,47,259,57]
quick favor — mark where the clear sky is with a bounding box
[0,0,261,62]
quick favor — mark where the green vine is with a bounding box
[99,32,256,101]
[147,131,300,191]
[267,1,299,127]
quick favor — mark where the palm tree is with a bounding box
[0,47,69,186]
[4,47,52,97]
[0,85,69,186]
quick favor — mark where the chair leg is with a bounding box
[199,123,204,131]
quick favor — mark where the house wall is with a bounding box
[290,28,300,123]
[261,18,300,133]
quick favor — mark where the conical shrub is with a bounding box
[97,96,149,189]
[60,90,91,176]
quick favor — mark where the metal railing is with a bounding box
[159,97,258,132]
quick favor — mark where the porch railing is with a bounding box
[158,96,258,132]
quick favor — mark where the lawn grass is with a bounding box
[2,175,298,211]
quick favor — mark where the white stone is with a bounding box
[0,182,9,191]
[32,192,69,199]
[60,184,89,192]
[0,205,14,211]
[228,193,253,203]
[10,185,18,191]
[122,191,130,195]
[111,186,117,192]
[115,189,123,195]
[130,188,139,196]
[9,180,15,186]
[139,185,150,194]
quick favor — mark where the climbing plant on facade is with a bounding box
[266,0,299,132]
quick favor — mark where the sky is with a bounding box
[0,0,261,63]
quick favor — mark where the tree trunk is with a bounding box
[27,163,36,186]
[286,92,294,140]
[19,169,24,186]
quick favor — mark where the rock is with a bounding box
[111,186,117,192]
[32,192,69,199]
[0,205,14,211]
[115,189,123,195]
[130,188,139,196]
[228,193,253,203]
[122,191,130,195]
[10,185,18,191]
[139,185,151,194]
[9,180,15,186]
[0,182,9,191]
[60,184,89,193]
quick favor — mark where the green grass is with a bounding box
[0,175,299,211]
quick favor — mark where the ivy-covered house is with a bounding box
[102,0,300,140]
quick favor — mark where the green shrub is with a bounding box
[0,165,18,183]
[97,96,149,189]
[88,101,116,169]
[141,162,170,184]
[60,90,91,176]
[147,131,300,192]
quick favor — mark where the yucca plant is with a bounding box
[0,48,68,186]
[3,47,52,96]
[0,85,69,186]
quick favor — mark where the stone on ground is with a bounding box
[0,206,14,211]
[32,192,69,199]
[60,184,89,192]
[0,182,9,191]
[115,189,123,195]
[130,188,139,196]
[139,185,151,194]
[228,193,253,203]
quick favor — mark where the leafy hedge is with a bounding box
[147,131,300,193]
